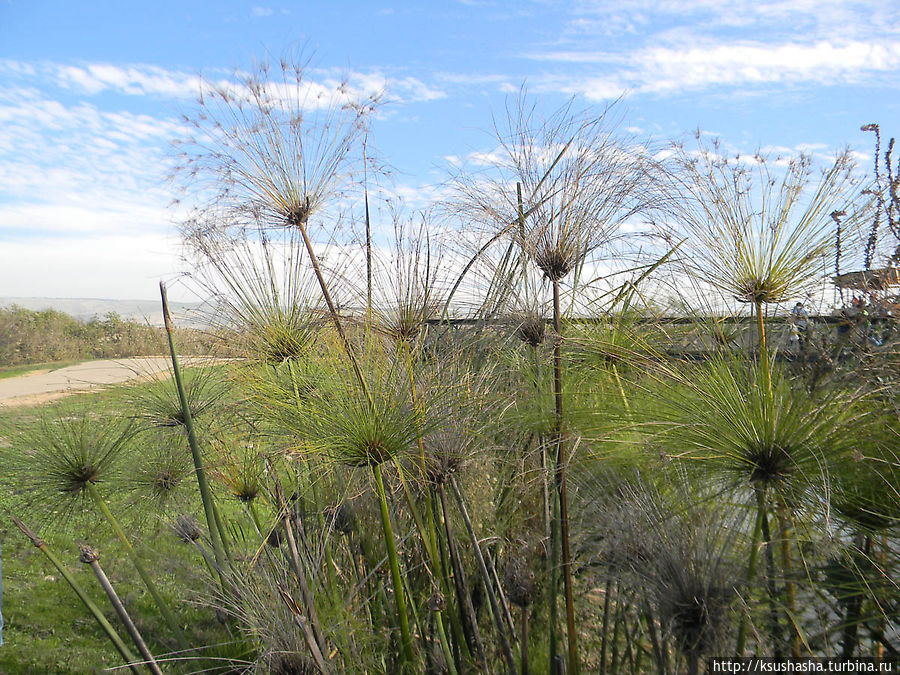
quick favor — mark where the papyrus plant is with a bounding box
[14,413,189,650]
[652,355,871,656]
[299,342,429,671]
[449,91,660,675]
[174,53,379,235]
[669,138,868,387]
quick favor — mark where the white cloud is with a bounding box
[390,76,447,102]
[0,55,452,298]
[0,233,185,300]
[251,6,274,17]
[639,41,900,92]
[514,0,899,101]
[50,62,205,99]
[1,58,448,118]
[0,74,191,299]
[0,90,184,209]
[436,72,513,86]
[567,0,898,41]
[529,40,900,101]
[0,201,172,237]
[465,149,506,167]
[314,69,446,104]
[555,76,627,101]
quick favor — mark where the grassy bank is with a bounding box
[0,372,238,674]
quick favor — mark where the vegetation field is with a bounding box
[2,57,900,675]
[0,306,219,368]
[0,373,242,674]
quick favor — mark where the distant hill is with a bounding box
[0,297,208,327]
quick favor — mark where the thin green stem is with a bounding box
[86,482,189,651]
[160,283,229,576]
[394,472,456,672]
[11,517,141,674]
[373,462,416,670]
[293,217,372,408]
[433,489,469,672]
[611,363,631,414]
[439,483,487,669]
[777,498,800,657]
[549,454,560,674]
[756,299,771,395]
[758,487,783,659]
[450,474,517,675]
[552,278,579,675]
[434,603,460,675]
[737,487,765,655]
[399,338,458,673]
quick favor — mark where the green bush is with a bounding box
[0,306,217,367]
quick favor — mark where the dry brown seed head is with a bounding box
[173,514,202,542]
[78,544,100,564]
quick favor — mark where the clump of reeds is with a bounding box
[12,412,190,650]
[575,469,745,675]
[448,91,662,675]
[127,363,228,430]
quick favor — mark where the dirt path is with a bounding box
[0,357,214,407]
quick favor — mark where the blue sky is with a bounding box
[1,0,898,300]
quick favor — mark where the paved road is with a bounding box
[0,357,206,407]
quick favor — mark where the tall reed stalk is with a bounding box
[11,516,141,674]
[79,545,164,675]
[160,283,230,579]
[449,474,517,674]
[448,92,657,673]
[292,244,418,669]
[85,481,189,650]
[373,463,416,669]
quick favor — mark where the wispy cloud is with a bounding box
[566,0,898,41]
[49,62,206,99]
[0,79,185,305]
[0,86,183,204]
[0,54,450,302]
[0,202,171,237]
[315,68,447,104]
[528,40,900,100]
[389,76,447,102]
[512,0,900,100]
[0,58,449,107]
[0,233,184,299]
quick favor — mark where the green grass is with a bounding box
[0,361,84,380]
[0,374,239,674]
